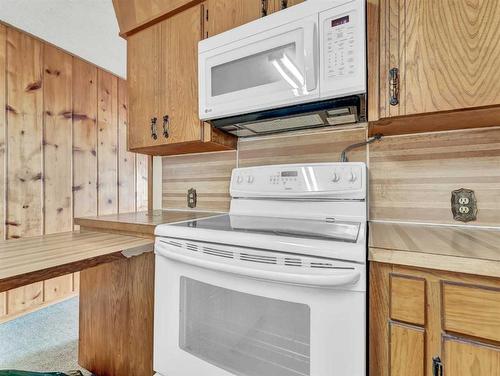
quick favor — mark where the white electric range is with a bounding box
[154,162,367,376]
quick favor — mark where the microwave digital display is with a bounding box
[331,15,350,28]
[281,171,298,177]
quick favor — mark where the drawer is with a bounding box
[390,275,425,326]
[443,282,500,342]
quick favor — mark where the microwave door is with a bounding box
[200,15,319,120]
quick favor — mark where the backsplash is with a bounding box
[162,125,500,227]
[162,150,236,212]
[162,126,367,211]
[369,126,500,226]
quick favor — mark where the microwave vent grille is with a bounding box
[210,95,366,138]
[244,114,324,133]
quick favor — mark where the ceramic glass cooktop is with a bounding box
[172,214,361,243]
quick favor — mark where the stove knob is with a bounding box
[236,175,243,184]
[247,175,254,184]
[348,171,357,182]
[332,172,340,183]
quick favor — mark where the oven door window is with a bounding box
[179,277,311,376]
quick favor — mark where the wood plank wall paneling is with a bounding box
[162,150,236,211]
[369,127,500,226]
[118,78,136,213]
[238,127,368,167]
[0,26,4,319]
[0,25,6,242]
[43,44,73,234]
[97,70,119,215]
[6,28,44,240]
[136,154,149,211]
[73,58,98,219]
[0,23,148,323]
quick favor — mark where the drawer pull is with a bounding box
[389,67,400,106]
[163,115,170,139]
[150,117,158,140]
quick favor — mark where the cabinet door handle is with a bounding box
[151,117,158,140]
[432,356,443,376]
[389,67,400,106]
[162,115,170,139]
[261,0,268,16]
[281,0,288,9]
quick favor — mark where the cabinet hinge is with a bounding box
[433,356,443,376]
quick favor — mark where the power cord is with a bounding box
[340,133,383,162]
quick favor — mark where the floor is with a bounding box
[0,297,91,375]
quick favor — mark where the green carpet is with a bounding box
[0,298,91,375]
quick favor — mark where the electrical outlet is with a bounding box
[451,188,477,222]
[187,188,197,208]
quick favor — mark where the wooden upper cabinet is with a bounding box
[370,0,500,121]
[128,24,160,150]
[112,0,194,37]
[205,0,262,37]
[126,3,235,155]
[159,5,201,145]
[267,0,305,15]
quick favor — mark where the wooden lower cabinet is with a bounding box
[444,339,500,376]
[370,262,500,376]
[390,323,425,376]
[79,252,155,376]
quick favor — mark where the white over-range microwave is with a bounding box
[198,0,366,136]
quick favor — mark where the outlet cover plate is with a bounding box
[451,188,477,222]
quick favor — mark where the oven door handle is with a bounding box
[156,244,360,287]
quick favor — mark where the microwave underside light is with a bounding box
[209,95,366,137]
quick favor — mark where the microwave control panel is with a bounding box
[319,0,365,99]
[325,13,356,78]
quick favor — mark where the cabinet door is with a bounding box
[444,339,500,376]
[205,0,262,37]
[286,0,305,7]
[159,5,203,144]
[378,0,500,118]
[268,0,305,14]
[127,24,161,149]
[390,323,425,376]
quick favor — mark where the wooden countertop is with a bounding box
[369,222,500,278]
[0,231,153,292]
[74,210,219,238]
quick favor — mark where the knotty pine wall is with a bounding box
[0,23,148,323]
[162,125,500,227]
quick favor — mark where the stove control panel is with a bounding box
[231,162,366,199]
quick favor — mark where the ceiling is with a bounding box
[0,0,126,78]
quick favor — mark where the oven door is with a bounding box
[154,238,366,376]
[199,14,319,120]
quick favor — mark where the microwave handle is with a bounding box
[303,20,318,92]
[156,242,360,287]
